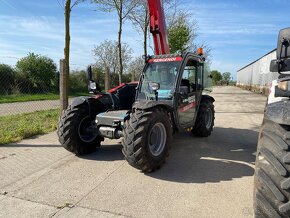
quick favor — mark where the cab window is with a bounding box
[180,59,198,93]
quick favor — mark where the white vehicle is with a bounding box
[254,28,290,217]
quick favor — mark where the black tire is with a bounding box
[192,99,215,137]
[254,118,290,218]
[122,107,172,172]
[57,104,102,155]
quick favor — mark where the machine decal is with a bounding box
[149,57,182,63]
[179,102,196,112]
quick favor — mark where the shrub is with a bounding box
[0,64,16,95]
[16,53,58,93]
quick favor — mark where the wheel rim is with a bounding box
[205,107,213,129]
[148,122,167,157]
[78,116,97,143]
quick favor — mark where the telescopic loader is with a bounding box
[57,0,215,172]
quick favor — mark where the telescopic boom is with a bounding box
[147,0,170,55]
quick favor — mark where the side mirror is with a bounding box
[272,27,290,73]
[86,65,101,93]
[270,60,278,72]
[148,82,160,101]
[86,65,93,81]
[277,28,290,60]
[148,82,160,91]
[270,59,290,72]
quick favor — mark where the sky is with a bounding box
[1,0,290,80]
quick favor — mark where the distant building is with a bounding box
[237,49,278,94]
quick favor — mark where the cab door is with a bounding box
[177,58,200,128]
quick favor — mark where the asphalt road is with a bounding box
[0,100,60,116]
[0,99,73,116]
[0,86,267,218]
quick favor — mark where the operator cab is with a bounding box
[136,56,181,100]
[135,53,212,129]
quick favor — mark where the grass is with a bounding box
[0,93,59,104]
[0,109,59,145]
[0,92,89,104]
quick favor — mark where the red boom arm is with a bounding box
[148,0,170,55]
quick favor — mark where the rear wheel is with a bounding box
[192,99,215,137]
[57,104,102,155]
[254,119,290,217]
[122,107,172,172]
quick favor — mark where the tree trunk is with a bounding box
[63,0,71,110]
[118,4,123,85]
[131,69,135,82]
[144,29,147,57]
[144,10,149,56]
[105,66,110,91]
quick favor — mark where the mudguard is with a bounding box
[201,95,215,103]
[132,100,173,111]
[71,96,92,108]
[70,96,107,117]
[265,101,290,125]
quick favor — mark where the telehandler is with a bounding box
[57,0,215,172]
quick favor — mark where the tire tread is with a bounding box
[254,119,290,217]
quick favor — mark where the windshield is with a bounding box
[137,61,181,100]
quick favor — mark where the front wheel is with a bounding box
[57,104,102,155]
[122,108,172,172]
[192,99,215,137]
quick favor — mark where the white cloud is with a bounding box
[0,11,145,70]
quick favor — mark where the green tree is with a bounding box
[0,64,16,95]
[168,17,190,53]
[222,72,231,83]
[69,70,88,93]
[16,53,57,93]
[210,70,222,85]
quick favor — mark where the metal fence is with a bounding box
[0,71,61,116]
[0,60,60,116]
[237,49,279,94]
[0,58,98,117]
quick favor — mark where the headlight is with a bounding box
[89,81,96,90]
[278,81,290,91]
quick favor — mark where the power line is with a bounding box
[56,0,64,9]
[0,56,19,60]
[0,0,16,9]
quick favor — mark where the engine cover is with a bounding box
[96,110,130,127]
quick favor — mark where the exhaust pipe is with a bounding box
[98,126,123,139]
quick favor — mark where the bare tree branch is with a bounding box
[92,40,132,89]
[92,0,139,84]
[57,0,64,9]
[71,0,86,9]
